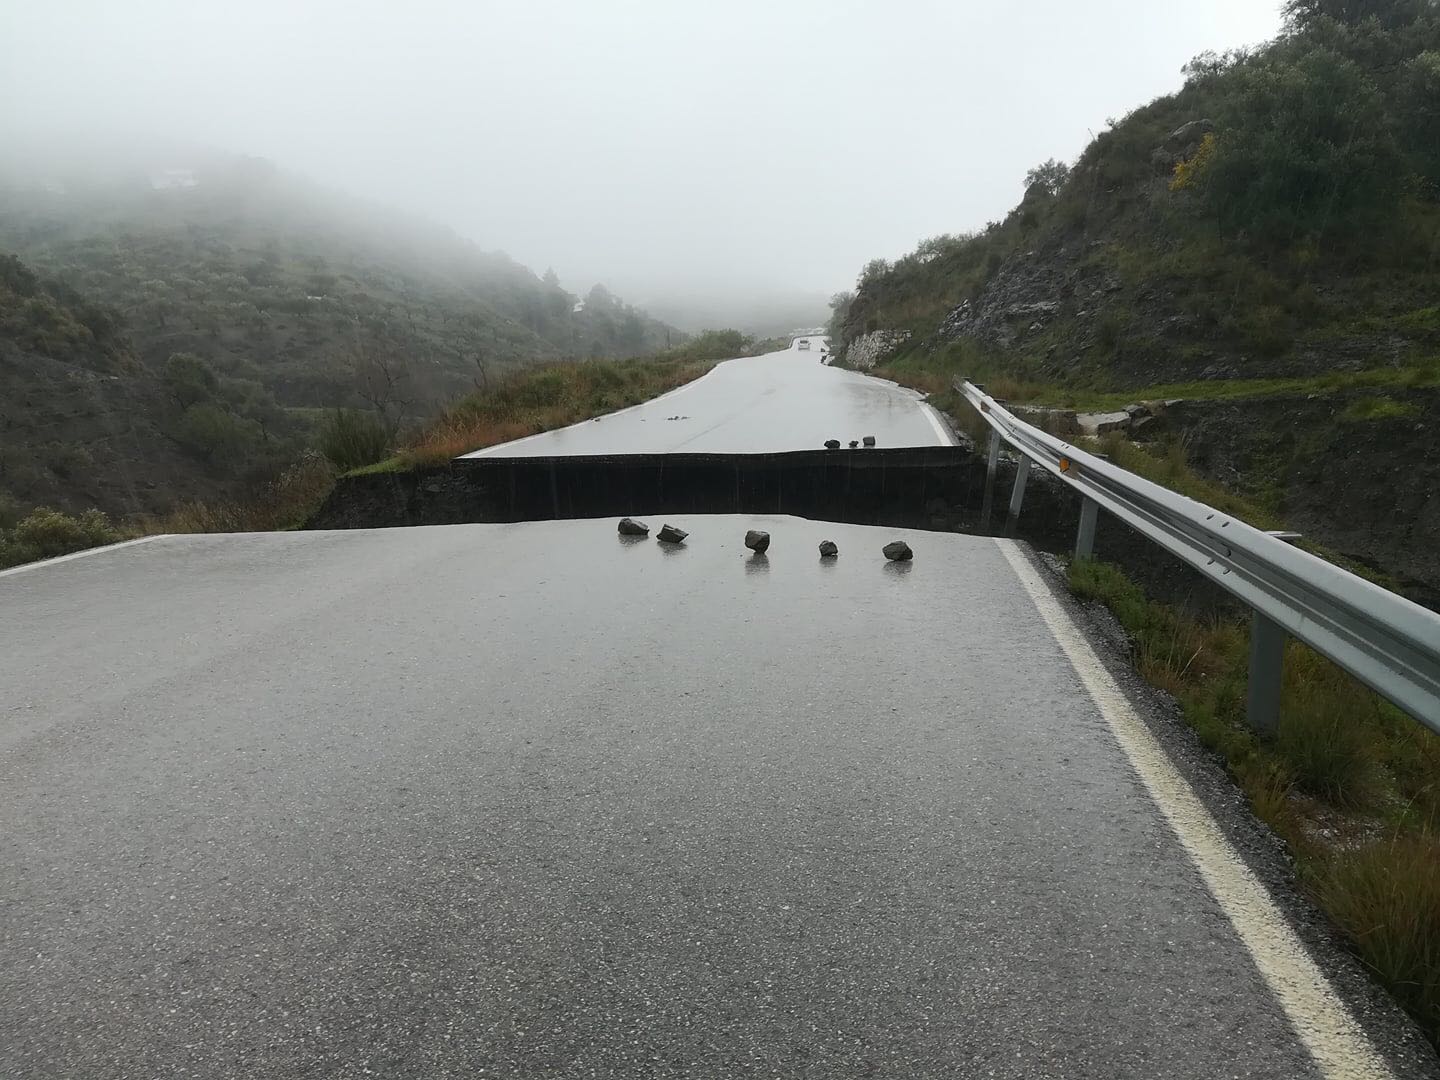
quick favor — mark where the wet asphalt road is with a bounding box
[464,338,953,457]
[1,518,1347,1078]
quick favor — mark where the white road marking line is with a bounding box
[850,367,954,447]
[0,534,171,580]
[920,401,956,446]
[995,539,1391,1080]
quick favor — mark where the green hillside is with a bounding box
[834,0,1440,391]
[0,149,682,518]
[830,0,1440,612]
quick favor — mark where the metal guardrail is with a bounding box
[958,379,1440,735]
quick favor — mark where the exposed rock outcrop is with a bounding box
[845,329,911,371]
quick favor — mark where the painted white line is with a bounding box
[994,539,1391,1080]
[847,367,954,447]
[461,362,728,459]
[920,401,956,446]
[0,534,171,580]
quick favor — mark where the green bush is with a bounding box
[50,442,94,479]
[507,368,570,410]
[1202,45,1404,245]
[1241,305,1294,359]
[14,507,118,552]
[172,403,255,462]
[317,409,390,472]
[1398,51,1440,190]
[162,352,219,408]
[675,329,748,360]
[0,507,121,568]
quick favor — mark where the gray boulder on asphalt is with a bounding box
[818,540,838,558]
[883,540,913,561]
[744,530,771,553]
[617,517,650,536]
[656,524,688,544]
[862,435,877,447]
[824,439,841,449]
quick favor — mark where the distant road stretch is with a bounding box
[465,337,954,457]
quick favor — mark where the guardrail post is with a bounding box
[980,429,1002,532]
[1246,611,1285,737]
[1004,458,1031,537]
[1074,496,1098,560]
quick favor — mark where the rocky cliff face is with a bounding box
[844,329,911,371]
[934,237,1128,374]
[925,223,1424,388]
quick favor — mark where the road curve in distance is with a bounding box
[464,337,952,457]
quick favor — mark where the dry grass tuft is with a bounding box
[396,358,710,467]
[149,452,338,534]
[1315,831,1440,1040]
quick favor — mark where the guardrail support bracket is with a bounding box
[1246,610,1285,737]
[1075,496,1098,560]
[1004,458,1031,537]
[980,429,1002,532]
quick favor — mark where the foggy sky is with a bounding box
[1,1,1282,321]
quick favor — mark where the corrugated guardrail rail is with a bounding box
[958,379,1440,735]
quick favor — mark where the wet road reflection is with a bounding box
[465,337,953,458]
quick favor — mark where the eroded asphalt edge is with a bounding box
[997,538,1440,1079]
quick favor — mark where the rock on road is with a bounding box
[2,517,1422,1079]
[463,337,953,457]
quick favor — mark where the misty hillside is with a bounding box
[639,291,831,339]
[835,1,1440,389]
[831,0,1440,603]
[0,249,320,519]
[0,148,681,517]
